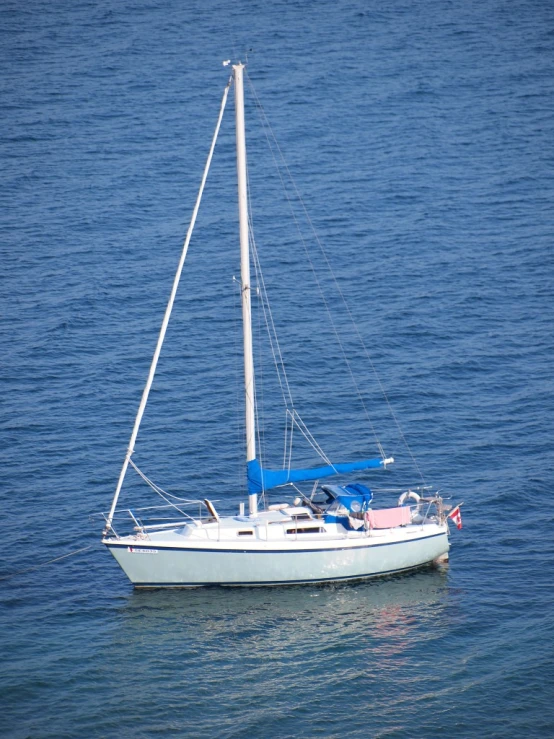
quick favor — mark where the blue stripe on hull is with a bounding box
[104,531,445,556]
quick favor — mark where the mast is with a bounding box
[233,63,258,517]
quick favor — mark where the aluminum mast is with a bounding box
[233,63,258,517]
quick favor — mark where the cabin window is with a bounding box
[325,501,348,516]
[237,530,254,536]
[286,527,325,534]
[293,513,312,521]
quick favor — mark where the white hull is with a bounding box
[103,523,449,588]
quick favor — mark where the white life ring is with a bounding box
[398,490,421,507]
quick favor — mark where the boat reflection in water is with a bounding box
[104,569,460,736]
[117,568,452,656]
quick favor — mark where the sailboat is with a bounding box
[102,63,452,587]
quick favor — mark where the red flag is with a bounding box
[448,506,462,530]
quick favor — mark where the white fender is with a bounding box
[398,490,421,507]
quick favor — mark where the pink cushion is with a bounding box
[366,506,411,529]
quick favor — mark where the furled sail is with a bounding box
[247,456,393,496]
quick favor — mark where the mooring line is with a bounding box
[0,545,94,581]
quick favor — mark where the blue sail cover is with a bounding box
[247,457,387,496]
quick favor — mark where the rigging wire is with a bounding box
[127,459,199,521]
[245,73,382,451]
[288,410,334,467]
[248,182,335,470]
[245,71,425,484]
[245,143,304,471]
[244,127,336,470]
[249,234,294,466]
[105,75,234,531]
[0,545,94,582]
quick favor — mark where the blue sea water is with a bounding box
[2,0,554,736]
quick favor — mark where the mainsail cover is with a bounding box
[247,457,390,496]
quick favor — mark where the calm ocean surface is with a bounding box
[2,0,554,736]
